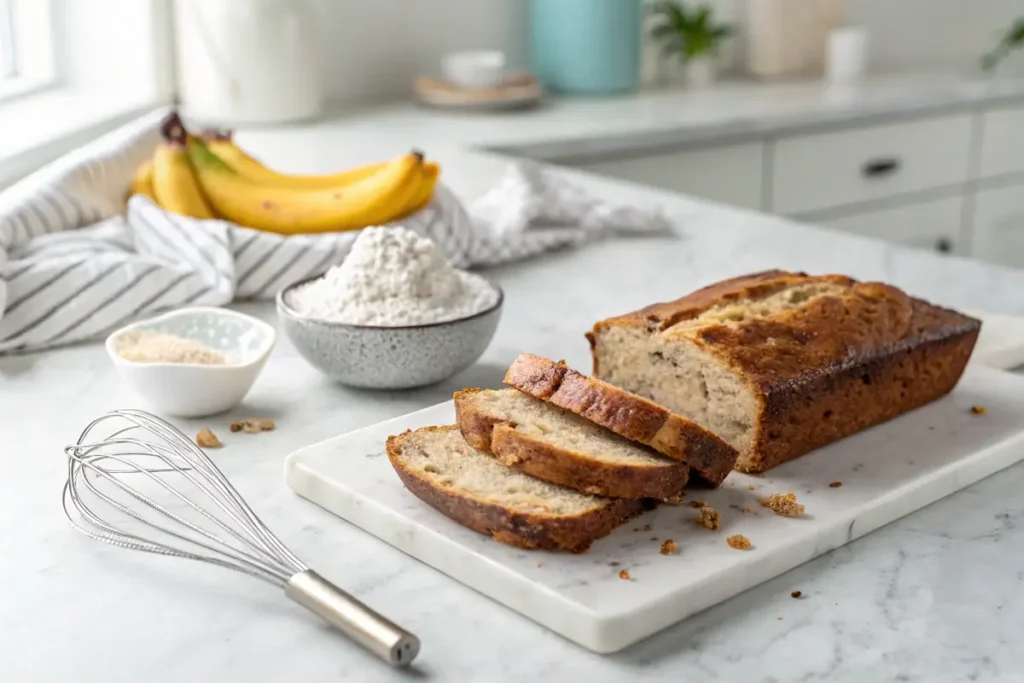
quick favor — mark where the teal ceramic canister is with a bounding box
[530,0,643,94]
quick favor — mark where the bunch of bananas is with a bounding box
[128,113,440,235]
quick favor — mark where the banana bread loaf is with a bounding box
[587,270,981,473]
[503,353,738,486]
[455,388,691,501]
[387,425,645,552]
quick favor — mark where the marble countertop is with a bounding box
[262,73,1024,162]
[5,79,1024,682]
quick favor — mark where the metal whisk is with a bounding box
[61,409,420,667]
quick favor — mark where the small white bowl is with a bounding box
[105,307,276,418]
[442,50,507,88]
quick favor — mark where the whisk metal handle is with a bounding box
[286,570,420,667]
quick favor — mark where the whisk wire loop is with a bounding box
[62,408,420,667]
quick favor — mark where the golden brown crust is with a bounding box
[454,390,690,500]
[589,271,982,472]
[386,426,645,553]
[503,353,738,486]
[739,319,978,472]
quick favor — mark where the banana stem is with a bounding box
[161,111,189,145]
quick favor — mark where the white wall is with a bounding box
[314,0,1024,105]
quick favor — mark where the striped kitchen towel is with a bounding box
[0,109,670,353]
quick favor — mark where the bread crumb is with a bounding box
[195,428,222,448]
[829,481,843,488]
[748,485,757,491]
[608,561,620,567]
[777,616,783,620]
[618,569,631,580]
[791,590,802,598]
[230,418,276,434]
[660,539,679,555]
[695,506,721,531]
[726,534,751,550]
[687,499,707,509]
[760,492,805,518]
[536,562,542,568]
[970,405,987,415]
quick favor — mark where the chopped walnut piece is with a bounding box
[230,418,276,434]
[829,481,843,488]
[660,539,679,555]
[618,569,631,580]
[695,506,721,531]
[687,499,707,509]
[195,428,222,448]
[726,534,751,550]
[970,405,987,415]
[760,492,805,518]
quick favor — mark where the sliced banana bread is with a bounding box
[454,388,690,500]
[386,425,644,552]
[588,270,981,473]
[504,353,738,486]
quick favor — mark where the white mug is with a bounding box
[827,26,869,84]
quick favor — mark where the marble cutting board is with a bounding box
[285,364,1024,654]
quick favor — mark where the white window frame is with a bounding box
[0,0,175,189]
[0,0,58,102]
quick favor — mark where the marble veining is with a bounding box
[4,96,1024,681]
[285,366,1024,653]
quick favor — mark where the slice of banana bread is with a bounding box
[504,353,738,486]
[454,388,690,501]
[588,270,981,473]
[386,425,644,553]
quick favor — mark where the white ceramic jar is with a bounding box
[173,0,323,126]
[745,0,843,80]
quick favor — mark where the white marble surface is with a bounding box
[239,73,1024,163]
[6,86,1024,681]
[285,365,1024,654]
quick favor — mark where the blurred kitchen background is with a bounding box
[2,0,1024,264]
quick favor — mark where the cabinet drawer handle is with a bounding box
[862,158,901,178]
[935,238,953,254]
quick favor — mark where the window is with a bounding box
[0,0,56,101]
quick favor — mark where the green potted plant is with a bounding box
[982,18,1024,73]
[648,1,733,87]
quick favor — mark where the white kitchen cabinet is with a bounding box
[815,195,965,255]
[977,105,1024,180]
[772,113,973,215]
[571,141,765,210]
[970,183,1024,268]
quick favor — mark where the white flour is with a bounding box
[287,227,499,326]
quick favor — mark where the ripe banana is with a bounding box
[152,143,215,219]
[187,137,425,234]
[204,132,442,215]
[203,132,387,189]
[129,160,158,203]
[396,163,440,218]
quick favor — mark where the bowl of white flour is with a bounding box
[277,226,502,389]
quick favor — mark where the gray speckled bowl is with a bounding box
[276,276,503,389]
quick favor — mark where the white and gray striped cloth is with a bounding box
[0,108,671,353]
